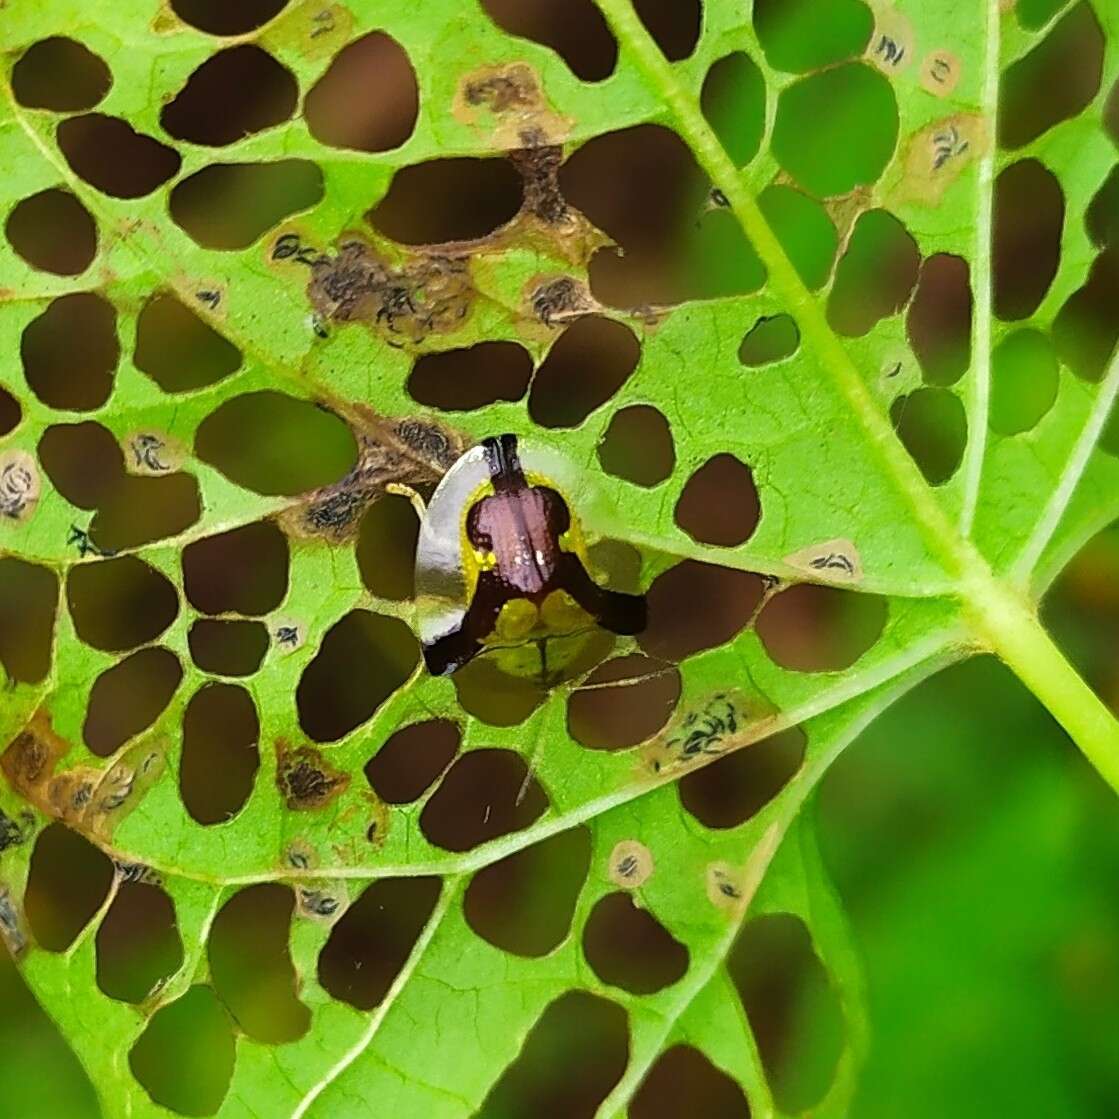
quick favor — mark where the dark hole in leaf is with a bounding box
[728,913,845,1113]
[1053,247,1119,383]
[38,421,123,510]
[83,647,183,757]
[407,340,532,412]
[630,1044,751,1119]
[161,45,296,146]
[356,494,420,601]
[134,293,243,393]
[675,453,760,546]
[195,390,357,496]
[318,877,442,1010]
[368,157,523,244]
[999,2,1104,150]
[685,208,767,300]
[758,184,838,290]
[560,124,707,306]
[753,0,874,72]
[1086,166,1119,251]
[640,561,763,661]
[738,314,800,366]
[304,31,419,153]
[96,881,184,1004]
[419,748,548,851]
[365,718,461,804]
[296,610,418,742]
[465,825,591,957]
[772,63,898,197]
[0,386,20,437]
[480,0,617,81]
[188,619,269,677]
[171,0,285,34]
[528,315,641,428]
[1107,78,1119,147]
[90,472,202,552]
[583,891,689,994]
[182,520,289,616]
[889,385,968,486]
[476,990,629,1119]
[757,584,887,671]
[990,328,1060,435]
[907,254,972,387]
[129,986,235,1117]
[209,884,309,1043]
[179,683,260,825]
[701,51,766,167]
[12,36,112,110]
[451,654,550,726]
[633,0,701,60]
[827,209,920,337]
[567,654,681,750]
[21,292,118,411]
[1016,0,1066,29]
[587,539,644,593]
[993,158,1064,322]
[5,188,97,276]
[67,556,178,652]
[680,725,806,828]
[26,823,113,952]
[597,404,675,486]
[57,114,180,199]
[170,160,324,250]
[0,558,57,684]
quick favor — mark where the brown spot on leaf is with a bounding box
[455,62,572,150]
[0,808,35,853]
[608,840,653,889]
[895,113,986,208]
[528,275,598,326]
[0,887,27,957]
[276,743,350,810]
[920,49,961,96]
[0,450,41,522]
[262,0,355,61]
[782,538,863,584]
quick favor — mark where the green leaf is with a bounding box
[0,0,1117,1115]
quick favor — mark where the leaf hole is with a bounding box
[0,386,21,437]
[364,717,461,804]
[680,725,806,828]
[407,340,533,412]
[528,315,641,429]
[906,254,973,387]
[171,0,286,33]
[480,0,618,81]
[1053,247,1119,383]
[756,584,887,671]
[990,328,1060,435]
[179,682,260,825]
[182,520,289,616]
[4,188,97,276]
[194,390,357,496]
[317,877,442,1010]
[701,51,766,167]
[90,472,203,553]
[296,610,419,742]
[419,748,548,852]
[631,1044,751,1118]
[161,45,297,147]
[754,0,873,72]
[567,654,681,750]
[209,884,309,1043]
[129,985,235,1117]
[728,913,845,1113]
[759,184,839,290]
[169,160,324,250]
[356,493,421,601]
[304,31,419,153]
[25,823,113,952]
[57,114,180,199]
[596,403,676,487]
[21,292,119,411]
[83,647,183,756]
[582,891,689,994]
[450,654,551,726]
[67,556,178,652]
[188,619,269,677]
[464,825,591,957]
[12,36,112,111]
[738,314,800,367]
[134,293,243,393]
[96,880,184,1004]
[1086,165,1119,251]
[675,453,760,547]
[633,0,701,61]
[476,990,629,1119]
[889,385,967,486]
[38,421,122,509]
[368,157,523,244]
[0,556,59,683]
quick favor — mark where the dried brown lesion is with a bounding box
[275,742,350,810]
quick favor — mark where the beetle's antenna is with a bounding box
[515,640,551,807]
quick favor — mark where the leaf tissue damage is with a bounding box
[2,0,1118,1117]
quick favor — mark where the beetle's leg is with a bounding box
[555,552,646,636]
[421,572,509,676]
[386,482,427,519]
